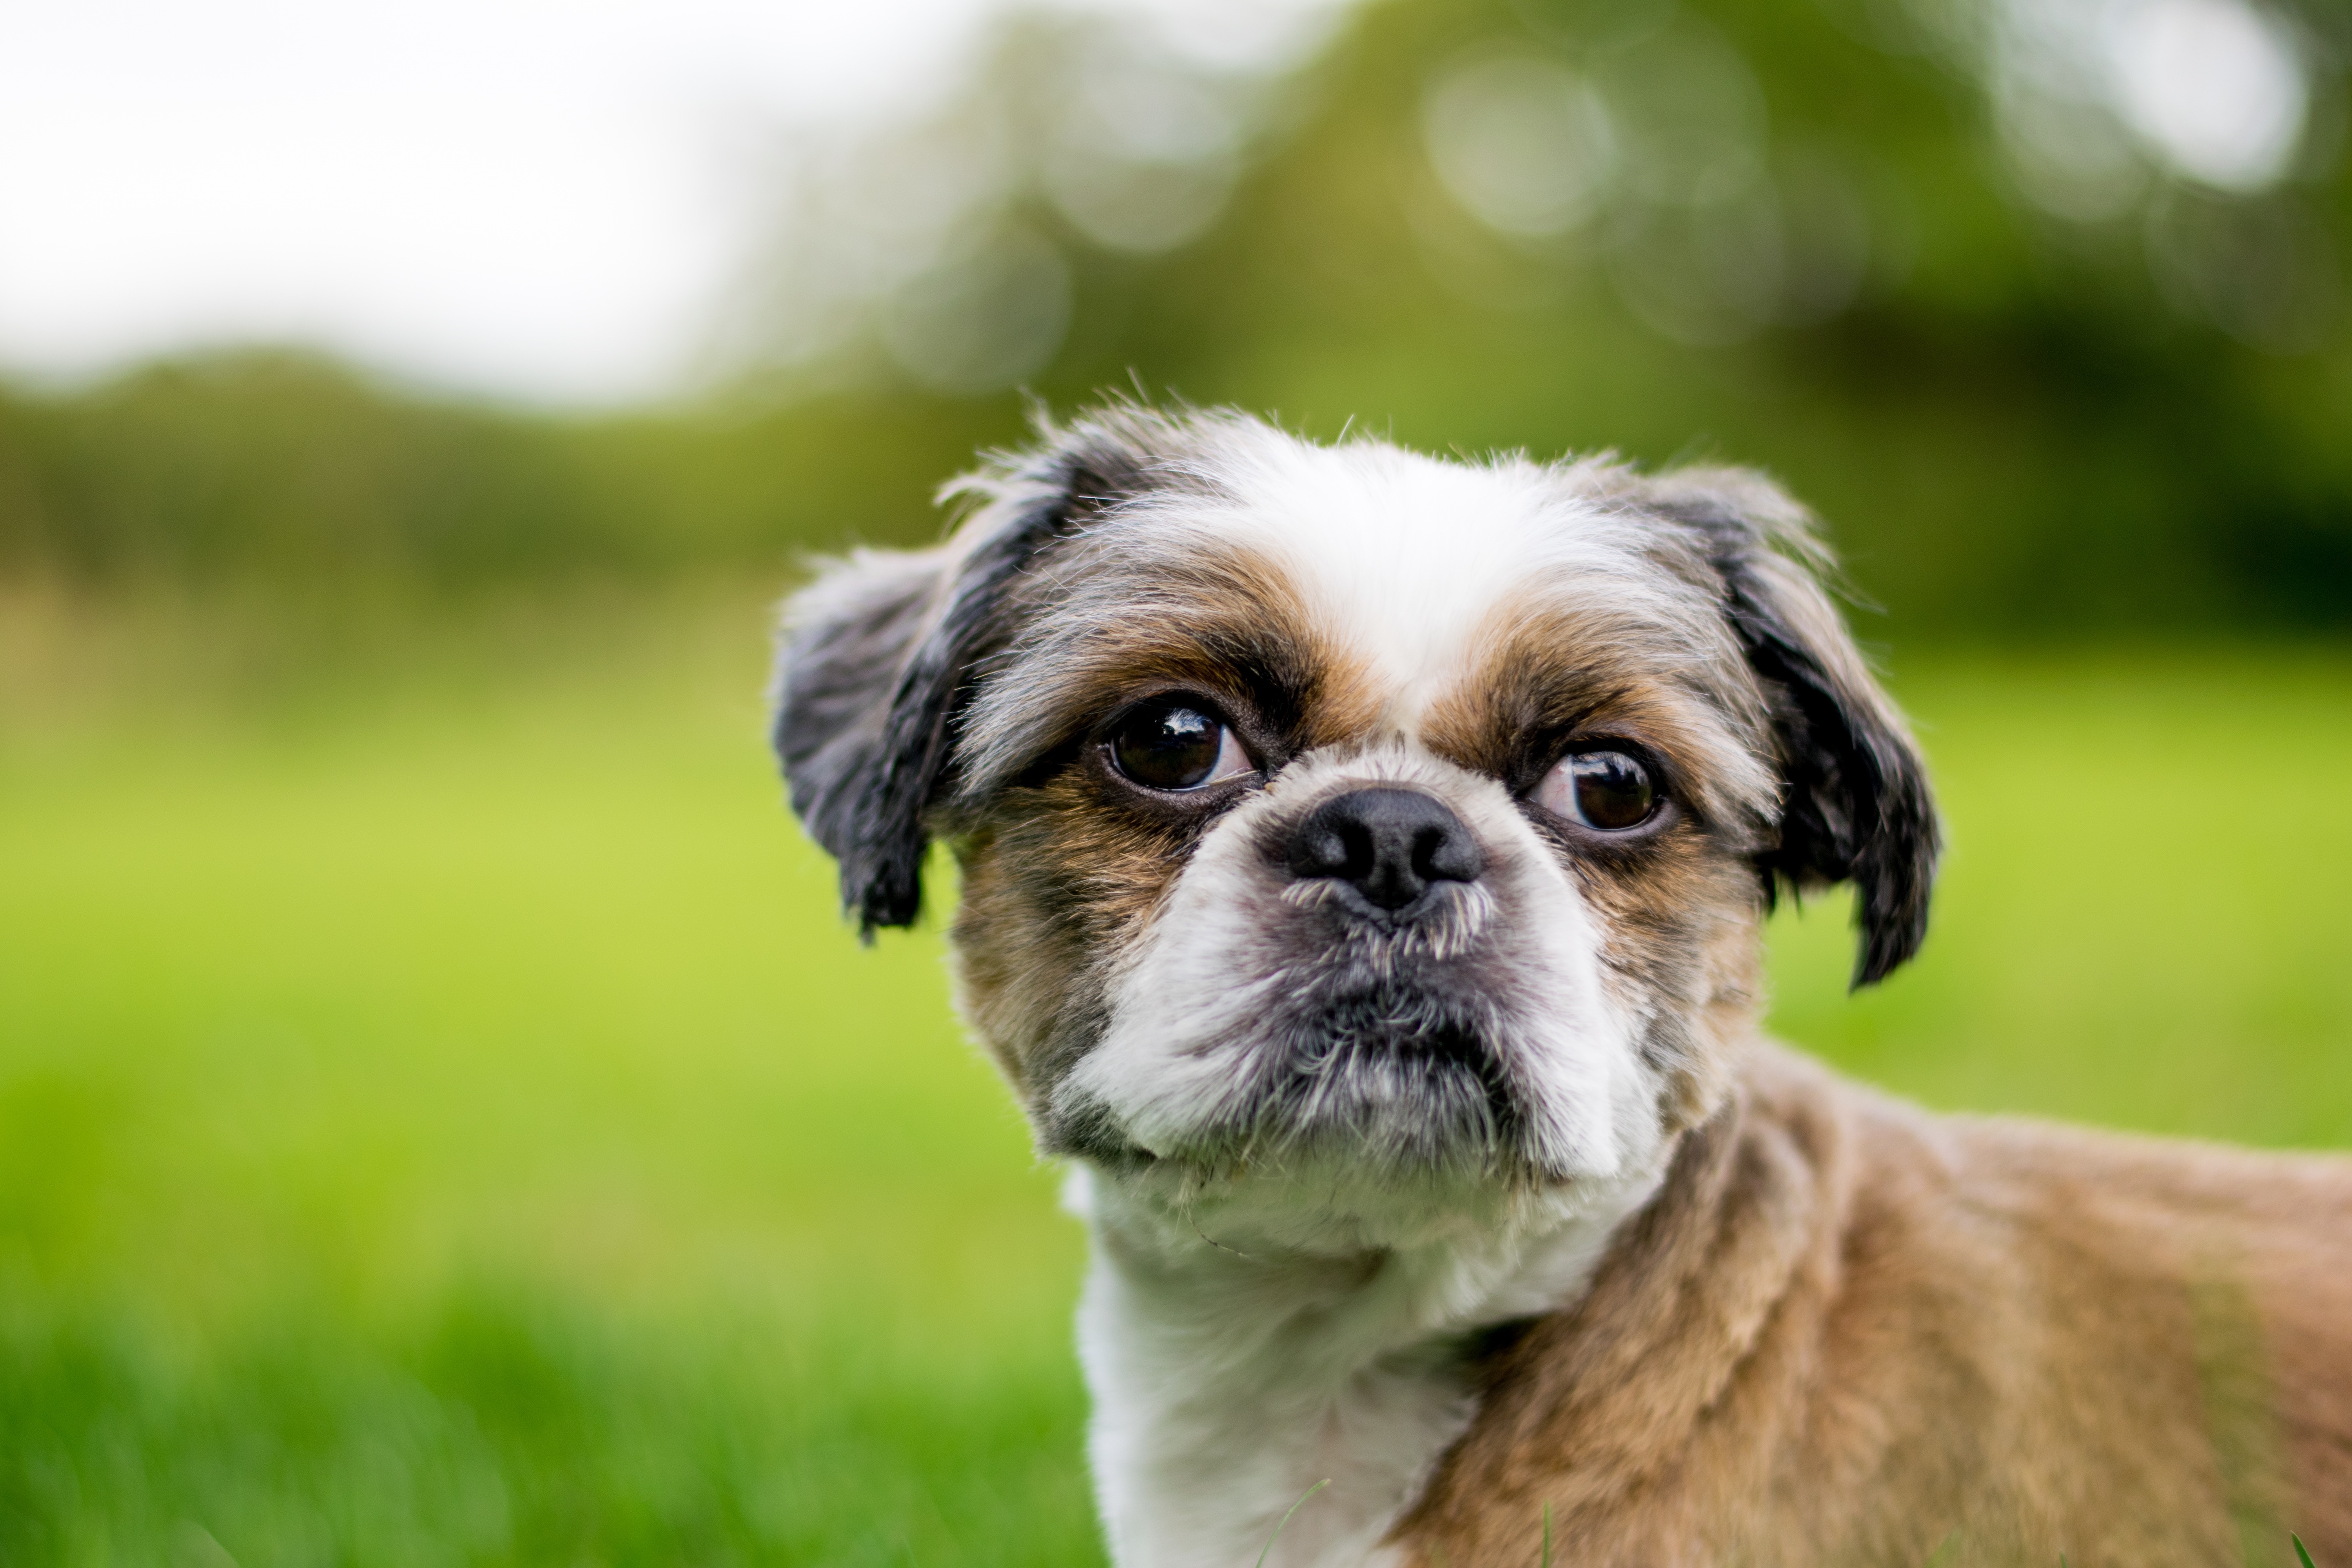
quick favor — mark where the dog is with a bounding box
[771,405,2352,1567]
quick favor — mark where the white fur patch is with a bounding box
[1071,1158,1663,1568]
[1136,427,1691,739]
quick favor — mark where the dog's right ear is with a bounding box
[772,414,1165,934]
[772,546,950,933]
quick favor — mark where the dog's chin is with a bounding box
[1220,996,1529,1170]
[1049,984,1568,1192]
[1054,1001,1631,1257]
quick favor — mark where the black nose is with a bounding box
[1285,788,1486,913]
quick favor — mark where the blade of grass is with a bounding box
[1255,1478,1331,1568]
[1541,1501,1553,1568]
[2294,1535,2317,1568]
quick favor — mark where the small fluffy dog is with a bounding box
[772,407,2352,1567]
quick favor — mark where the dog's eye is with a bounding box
[1539,749,1658,831]
[1109,703,1250,792]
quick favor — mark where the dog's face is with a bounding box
[775,409,1936,1234]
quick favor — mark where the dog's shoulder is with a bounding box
[1401,1047,2352,1566]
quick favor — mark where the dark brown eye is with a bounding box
[1540,749,1657,831]
[1109,703,1245,792]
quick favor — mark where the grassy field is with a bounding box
[2,585,2348,1566]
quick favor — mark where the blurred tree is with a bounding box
[0,354,1029,590]
[2,0,2346,635]
[0,354,615,583]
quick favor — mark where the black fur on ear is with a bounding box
[771,420,1158,934]
[1649,472,1941,989]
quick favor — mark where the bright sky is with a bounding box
[0,0,1334,406]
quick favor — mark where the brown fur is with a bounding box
[1399,1044,2352,1566]
[773,409,2351,1563]
[953,534,1377,802]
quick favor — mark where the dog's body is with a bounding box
[1080,1045,2352,1568]
[773,407,2352,1566]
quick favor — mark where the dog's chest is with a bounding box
[1079,1259,1476,1568]
[1071,1173,1655,1568]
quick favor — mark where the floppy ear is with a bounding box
[772,547,949,932]
[771,421,1158,933]
[1648,470,1941,988]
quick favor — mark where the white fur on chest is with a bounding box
[1069,1165,1660,1568]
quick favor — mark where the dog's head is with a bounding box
[774,407,1936,1235]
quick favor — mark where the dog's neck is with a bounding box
[1067,1156,1671,1568]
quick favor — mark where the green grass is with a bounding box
[2,590,2347,1564]
[1769,649,2352,1148]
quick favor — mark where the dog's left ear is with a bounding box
[772,419,1159,934]
[1647,469,1941,988]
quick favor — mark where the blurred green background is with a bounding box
[3,0,2350,1561]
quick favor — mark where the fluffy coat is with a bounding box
[770,405,2352,1566]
